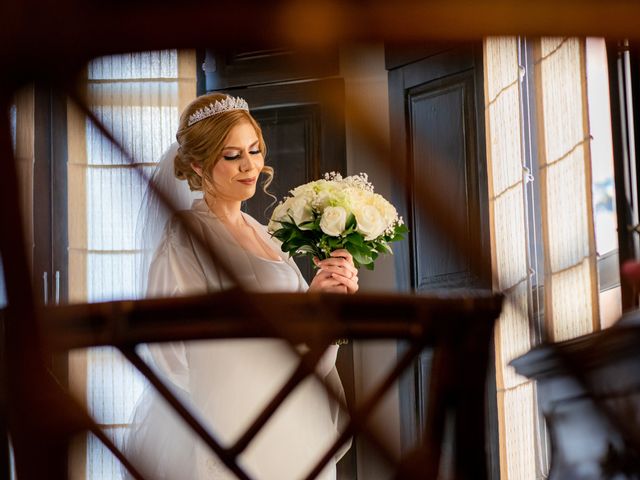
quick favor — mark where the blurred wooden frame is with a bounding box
[2,0,639,479]
[3,1,640,68]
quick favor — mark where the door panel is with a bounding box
[409,71,478,290]
[388,44,496,476]
[389,46,487,294]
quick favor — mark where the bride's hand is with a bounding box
[308,249,359,294]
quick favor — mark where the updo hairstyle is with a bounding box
[174,93,273,194]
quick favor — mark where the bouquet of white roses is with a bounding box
[268,172,408,270]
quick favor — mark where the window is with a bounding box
[66,50,196,479]
[484,36,619,479]
[585,38,621,328]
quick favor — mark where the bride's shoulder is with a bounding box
[163,206,221,245]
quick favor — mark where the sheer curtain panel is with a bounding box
[66,50,196,480]
[484,36,600,479]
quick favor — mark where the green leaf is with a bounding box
[345,241,365,255]
[298,220,316,230]
[374,242,392,254]
[272,229,290,242]
[282,238,305,252]
[349,248,373,267]
[345,214,356,229]
[329,237,344,249]
[345,232,365,246]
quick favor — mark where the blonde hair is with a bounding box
[174,93,274,195]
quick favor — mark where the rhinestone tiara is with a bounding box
[187,96,249,127]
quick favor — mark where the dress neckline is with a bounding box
[192,199,285,264]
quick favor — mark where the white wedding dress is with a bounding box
[124,199,350,480]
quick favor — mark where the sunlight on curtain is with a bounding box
[535,38,599,341]
[484,37,538,480]
[84,52,180,303]
[485,36,601,479]
[67,50,196,480]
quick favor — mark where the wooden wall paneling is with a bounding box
[204,48,339,90]
[385,41,462,71]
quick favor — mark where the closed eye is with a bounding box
[223,150,261,160]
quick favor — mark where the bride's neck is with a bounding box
[205,195,244,226]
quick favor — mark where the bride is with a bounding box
[124,93,357,479]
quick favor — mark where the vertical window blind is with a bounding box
[484,36,539,480]
[484,36,600,479]
[66,50,196,479]
[535,37,600,342]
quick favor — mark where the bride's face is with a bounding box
[208,120,265,202]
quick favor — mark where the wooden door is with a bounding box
[387,43,497,476]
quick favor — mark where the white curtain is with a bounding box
[66,50,196,480]
[536,38,600,341]
[484,36,600,479]
[484,37,539,480]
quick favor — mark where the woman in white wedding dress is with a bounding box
[124,93,356,480]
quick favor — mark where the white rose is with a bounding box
[290,180,320,198]
[347,187,369,207]
[372,194,398,227]
[268,200,290,232]
[354,205,386,240]
[314,190,333,212]
[320,206,347,237]
[288,196,314,229]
